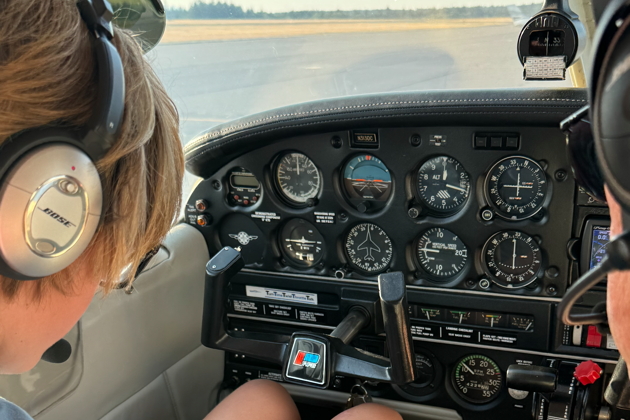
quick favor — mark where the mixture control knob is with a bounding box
[195,199,209,211]
[574,360,603,386]
[197,214,212,227]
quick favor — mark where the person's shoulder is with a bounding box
[0,397,33,420]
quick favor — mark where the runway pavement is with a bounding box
[148,23,572,194]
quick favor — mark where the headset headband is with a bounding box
[77,0,125,161]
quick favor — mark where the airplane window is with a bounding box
[153,0,576,200]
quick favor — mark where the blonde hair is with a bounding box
[0,0,184,299]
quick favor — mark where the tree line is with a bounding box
[167,2,542,20]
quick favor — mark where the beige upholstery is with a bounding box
[0,224,224,420]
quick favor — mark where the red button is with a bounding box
[233,195,240,201]
[252,196,258,202]
[294,351,306,366]
[586,326,603,348]
[243,200,249,205]
[574,360,603,385]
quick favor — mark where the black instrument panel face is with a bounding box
[186,126,575,297]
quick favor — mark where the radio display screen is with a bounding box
[590,226,610,270]
[231,174,260,188]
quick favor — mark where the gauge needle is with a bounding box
[296,160,300,176]
[446,184,466,192]
[443,161,447,181]
[516,172,520,196]
[512,239,517,270]
[462,364,476,375]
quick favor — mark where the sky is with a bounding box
[163,0,540,12]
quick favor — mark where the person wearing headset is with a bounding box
[0,1,401,419]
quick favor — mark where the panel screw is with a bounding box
[337,212,348,223]
[410,134,421,147]
[331,136,343,149]
[479,279,491,289]
[546,285,558,296]
[212,180,221,190]
[555,170,567,182]
[466,279,476,287]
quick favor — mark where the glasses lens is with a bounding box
[110,0,166,53]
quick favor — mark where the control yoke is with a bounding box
[201,246,416,388]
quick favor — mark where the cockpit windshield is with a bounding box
[155,0,576,194]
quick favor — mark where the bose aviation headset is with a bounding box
[0,0,124,280]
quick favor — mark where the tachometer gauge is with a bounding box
[344,223,393,274]
[342,155,392,204]
[279,218,325,268]
[416,228,467,280]
[485,156,548,220]
[417,156,470,215]
[452,355,503,404]
[483,231,542,288]
[275,152,321,206]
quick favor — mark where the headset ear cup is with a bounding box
[566,116,607,202]
[0,129,103,280]
[593,15,630,213]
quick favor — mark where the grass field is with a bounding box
[161,18,513,43]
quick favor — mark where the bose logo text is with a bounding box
[38,208,76,228]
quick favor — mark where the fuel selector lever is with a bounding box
[201,247,416,388]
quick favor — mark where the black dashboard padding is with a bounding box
[185,88,587,179]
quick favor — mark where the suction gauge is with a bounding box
[485,156,547,220]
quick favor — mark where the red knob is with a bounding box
[574,360,603,385]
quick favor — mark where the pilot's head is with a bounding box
[0,0,183,374]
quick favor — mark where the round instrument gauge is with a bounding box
[417,156,470,215]
[485,156,548,220]
[279,219,325,268]
[483,231,542,288]
[275,152,321,206]
[410,353,436,388]
[452,355,503,404]
[416,228,468,280]
[342,155,392,204]
[344,223,393,274]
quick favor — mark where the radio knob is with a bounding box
[195,199,209,211]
